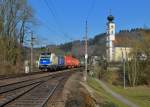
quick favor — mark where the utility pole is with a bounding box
[123,58,126,89]
[121,48,126,89]
[84,20,88,81]
[30,32,35,72]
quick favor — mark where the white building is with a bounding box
[106,15,115,62]
[106,15,132,62]
[114,47,132,62]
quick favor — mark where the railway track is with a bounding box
[0,69,73,87]
[0,71,47,80]
[0,68,72,81]
[0,68,79,107]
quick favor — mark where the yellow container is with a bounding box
[51,53,58,65]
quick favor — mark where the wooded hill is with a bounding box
[46,28,150,58]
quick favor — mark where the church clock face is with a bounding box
[109,24,115,35]
[110,24,115,30]
[111,25,114,29]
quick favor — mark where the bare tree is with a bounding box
[126,30,150,86]
[0,0,34,74]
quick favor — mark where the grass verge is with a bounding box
[107,83,150,107]
[87,77,128,107]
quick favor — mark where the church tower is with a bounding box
[106,14,115,62]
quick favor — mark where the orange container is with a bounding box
[64,56,79,68]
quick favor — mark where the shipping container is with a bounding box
[51,53,58,65]
[64,55,79,68]
[58,56,65,66]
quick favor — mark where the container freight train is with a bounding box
[38,53,80,71]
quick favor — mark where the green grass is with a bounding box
[107,83,150,107]
[87,77,128,107]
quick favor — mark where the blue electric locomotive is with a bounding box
[38,53,51,71]
[38,53,65,71]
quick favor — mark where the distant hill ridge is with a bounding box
[46,28,150,57]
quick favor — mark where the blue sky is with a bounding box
[28,0,150,45]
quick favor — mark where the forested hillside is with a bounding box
[47,28,150,58]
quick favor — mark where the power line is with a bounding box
[86,0,96,21]
[36,16,60,34]
[44,0,57,22]
[43,0,74,41]
[32,0,74,43]
[36,15,73,43]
